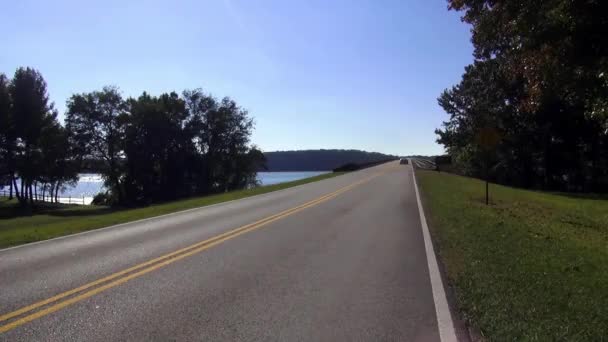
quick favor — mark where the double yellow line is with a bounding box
[0,171,383,334]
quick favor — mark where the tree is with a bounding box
[206,97,254,192]
[184,90,259,193]
[65,86,128,203]
[65,86,263,206]
[9,67,56,205]
[235,146,266,188]
[39,122,79,202]
[437,60,538,185]
[0,73,14,199]
[182,89,217,193]
[438,0,608,191]
[123,92,194,203]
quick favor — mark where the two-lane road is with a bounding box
[0,162,455,341]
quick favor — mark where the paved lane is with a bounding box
[1,162,445,341]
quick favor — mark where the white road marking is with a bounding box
[410,161,458,342]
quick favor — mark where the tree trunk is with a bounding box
[9,179,13,199]
[23,180,28,203]
[590,135,600,191]
[109,157,123,204]
[12,175,20,201]
[55,184,60,203]
[29,182,34,206]
[19,179,27,205]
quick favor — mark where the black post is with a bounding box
[485,156,490,205]
[486,179,489,205]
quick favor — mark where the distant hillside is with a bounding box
[263,149,398,171]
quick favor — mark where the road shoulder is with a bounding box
[411,164,472,342]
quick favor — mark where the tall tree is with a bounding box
[184,90,259,193]
[9,67,55,205]
[0,74,14,198]
[39,122,79,202]
[65,86,127,203]
[123,92,194,203]
[438,0,608,191]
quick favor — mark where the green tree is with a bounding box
[206,97,255,192]
[65,86,263,205]
[437,60,540,186]
[0,73,15,198]
[39,122,79,202]
[9,67,56,205]
[438,0,608,191]
[184,90,260,193]
[65,86,128,203]
[123,92,194,203]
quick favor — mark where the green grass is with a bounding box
[416,170,608,341]
[0,172,344,248]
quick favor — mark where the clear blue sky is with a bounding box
[0,0,472,156]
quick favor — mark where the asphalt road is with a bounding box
[0,161,448,341]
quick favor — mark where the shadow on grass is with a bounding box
[0,199,116,219]
[549,191,608,201]
[45,207,117,217]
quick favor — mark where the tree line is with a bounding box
[264,150,398,171]
[0,67,265,207]
[436,0,608,192]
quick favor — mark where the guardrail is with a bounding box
[0,190,89,205]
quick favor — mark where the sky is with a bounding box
[0,0,473,156]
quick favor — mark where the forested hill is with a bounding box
[263,150,398,171]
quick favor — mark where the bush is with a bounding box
[333,163,360,172]
[91,192,114,206]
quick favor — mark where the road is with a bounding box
[0,161,455,341]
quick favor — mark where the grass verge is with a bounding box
[416,170,608,341]
[0,172,344,248]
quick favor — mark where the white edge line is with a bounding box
[0,172,351,253]
[410,160,458,342]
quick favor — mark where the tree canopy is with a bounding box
[0,67,77,206]
[1,67,265,207]
[437,0,608,191]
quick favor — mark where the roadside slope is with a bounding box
[416,170,608,341]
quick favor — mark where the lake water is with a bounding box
[0,171,329,205]
[257,171,328,186]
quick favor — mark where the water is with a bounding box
[0,171,329,204]
[256,171,328,186]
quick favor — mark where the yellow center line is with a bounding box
[0,171,385,334]
[0,189,332,323]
